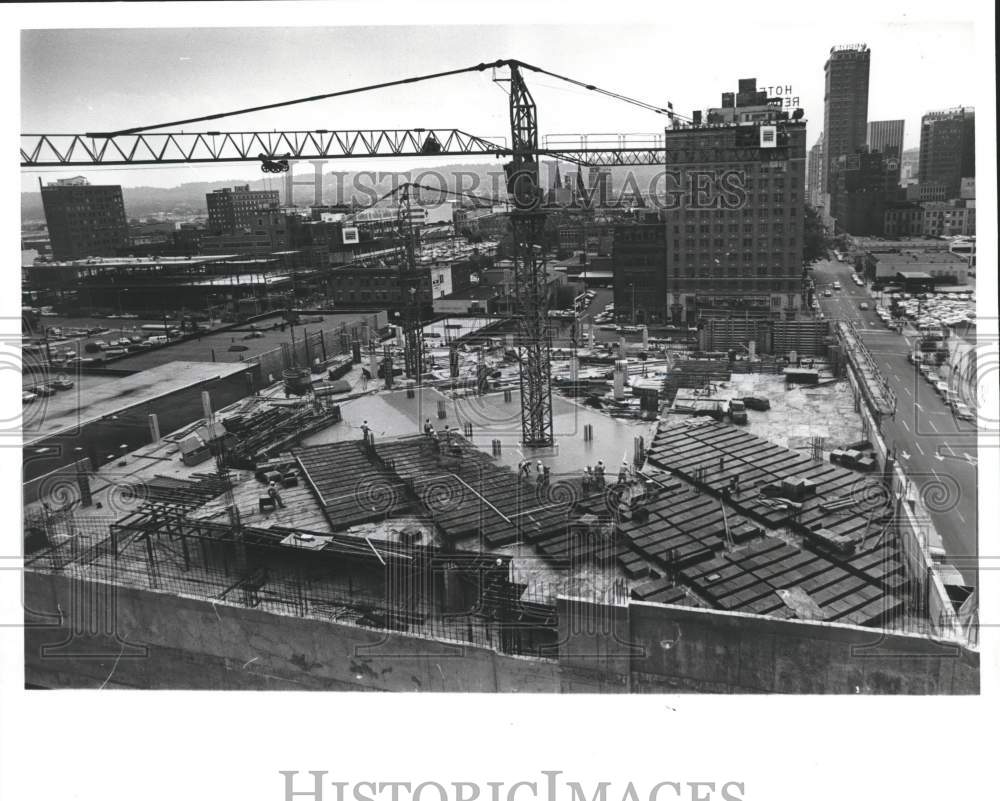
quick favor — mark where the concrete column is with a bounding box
[148,414,161,443]
[748,340,756,360]
[569,356,579,382]
[201,391,213,421]
[613,360,627,400]
[641,325,649,348]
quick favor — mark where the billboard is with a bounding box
[342,227,360,245]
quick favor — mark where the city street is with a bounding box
[812,258,979,585]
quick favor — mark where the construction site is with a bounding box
[21,58,978,693]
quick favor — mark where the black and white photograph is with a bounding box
[1,1,996,798]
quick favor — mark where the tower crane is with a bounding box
[21,59,796,447]
[359,181,498,383]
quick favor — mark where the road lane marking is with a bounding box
[901,419,910,432]
[957,512,966,524]
[931,469,940,479]
[914,441,924,455]
[964,453,977,466]
[901,385,912,397]
[927,418,938,432]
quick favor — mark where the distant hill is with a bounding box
[21,162,664,222]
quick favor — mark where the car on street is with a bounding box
[50,377,74,391]
[832,281,841,290]
[22,391,38,404]
[859,302,869,310]
[953,402,975,422]
[934,381,949,396]
[823,290,832,297]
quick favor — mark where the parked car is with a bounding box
[934,381,949,396]
[50,377,74,391]
[31,383,56,397]
[953,403,975,422]
[823,290,832,297]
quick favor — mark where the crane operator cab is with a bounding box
[420,133,443,155]
[258,152,292,173]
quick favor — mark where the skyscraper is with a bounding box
[822,44,871,198]
[918,107,975,198]
[40,176,129,261]
[807,134,824,208]
[867,120,904,158]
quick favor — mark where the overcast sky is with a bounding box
[18,18,978,192]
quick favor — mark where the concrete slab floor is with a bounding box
[303,385,659,482]
[685,373,866,454]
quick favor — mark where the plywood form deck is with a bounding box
[632,418,907,626]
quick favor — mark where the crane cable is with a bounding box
[87,58,688,138]
[514,60,690,122]
[87,61,508,137]
[371,182,496,209]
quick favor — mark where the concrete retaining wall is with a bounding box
[626,602,978,694]
[24,572,977,693]
[24,572,560,692]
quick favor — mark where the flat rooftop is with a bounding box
[873,251,966,265]
[24,360,249,447]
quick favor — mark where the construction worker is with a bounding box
[519,459,531,477]
[595,460,606,490]
[582,466,593,494]
[618,461,629,485]
[443,424,452,445]
[361,420,371,444]
[423,418,433,437]
[267,480,286,509]
[536,460,543,475]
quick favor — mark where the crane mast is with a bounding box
[395,184,423,382]
[505,64,554,447]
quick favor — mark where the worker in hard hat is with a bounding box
[267,480,286,509]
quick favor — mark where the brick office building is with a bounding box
[614,82,807,324]
[206,184,281,234]
[40,176,129,260]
